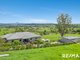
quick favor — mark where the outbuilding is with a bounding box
[58,36,80,44]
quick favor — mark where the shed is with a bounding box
[58,36,80,44]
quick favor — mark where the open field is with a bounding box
[0,44,80,60]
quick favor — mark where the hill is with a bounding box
[0,44,80,60]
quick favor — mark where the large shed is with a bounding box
[58,36,80,44]
[1,32,41,43]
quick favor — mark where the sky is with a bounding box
[0,0,80,23]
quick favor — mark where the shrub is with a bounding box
[43,42,51,47]
[33,40,44,44]
[14,45,26,50]
[0,38,5,46]
[33,40,44,48]
[0,38,12,51]
[0,46,11,51]
[26,43,33,49]
[12,40,21,45]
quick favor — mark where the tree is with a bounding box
[57,13,71,37]
[15,27,24,32]
[43,30,47,35]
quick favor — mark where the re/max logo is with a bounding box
[62,54,80,58]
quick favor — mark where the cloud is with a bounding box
[0,11,53,23]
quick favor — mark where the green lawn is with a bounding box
[0,44,80,60]
[43,33,61,41]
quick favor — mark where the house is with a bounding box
[58,36,80,44]
[1,32,41,43]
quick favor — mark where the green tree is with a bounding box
[57,13,71,37]
[15,27,24,32]
[43,30,47,35]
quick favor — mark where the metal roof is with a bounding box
[63,36,80,39]
[58,36,80,43]
[1,32,41,40]
[58,39,74,43]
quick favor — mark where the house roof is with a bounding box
[58,39,74,43]
[1,32,41,40]
[63,36,80,39]
[58,36,80,43]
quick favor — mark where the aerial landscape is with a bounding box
[0,0,80,60]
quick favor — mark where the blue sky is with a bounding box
[0,0,80,23]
